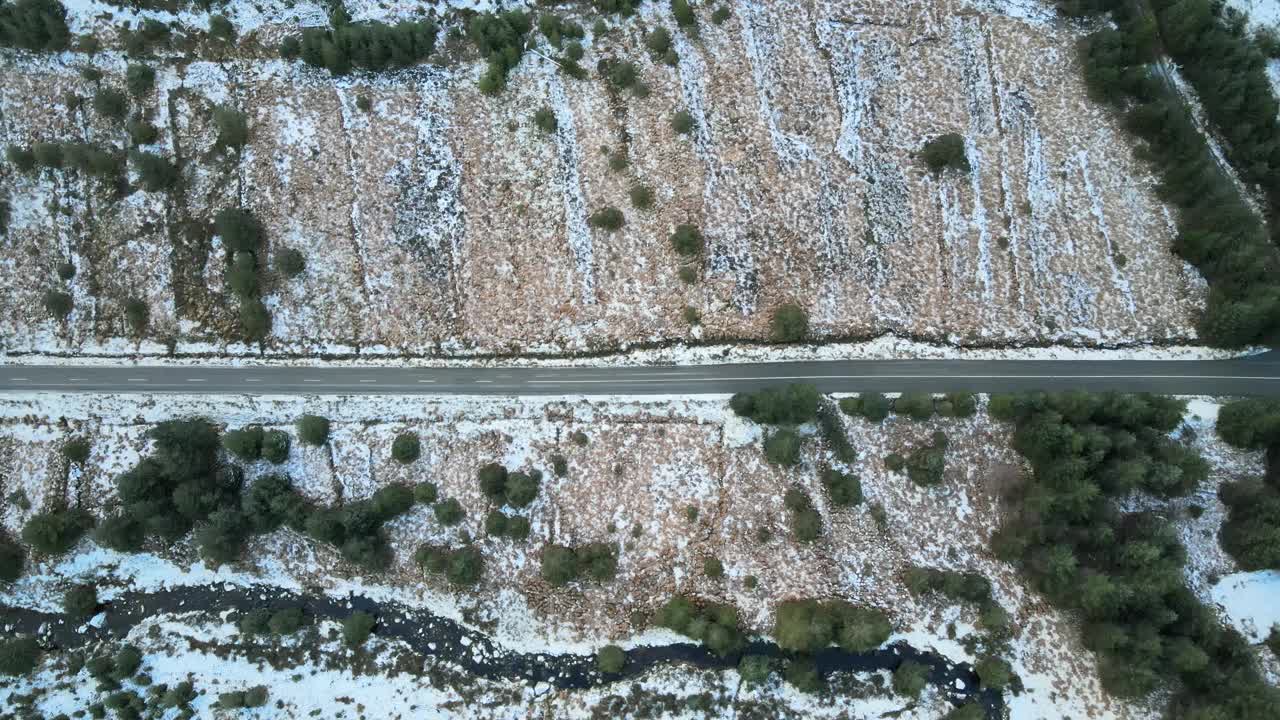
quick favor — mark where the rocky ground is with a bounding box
[0,0,1207,360]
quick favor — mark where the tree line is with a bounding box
[1071,0,1280,346]
[990,392,1277,718]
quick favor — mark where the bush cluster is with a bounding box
[343,611,376,647]
[238,607,307,636]
[537,12,583,49]
[484,509,531,541]
[784,487,822,543]
[23,507,93,555]
[0,0,69,52]
[130,150,180,192]
[839,393,891,422]
[468,10,531,94]
[763,429,800,466]
[7,141,124,180]
[920,133,969,172]
[774,599,891,653]
[990,392,1277,715]
[414,544,485,587]
[0,530,24,582]
[1215,399,1280,570]
[816,400,855,463]
[223,425,291,464]
[906,432,948,486]
[820,468,862,506]
[477,463,541,508]
[89,418,237,556]
[297,16,438,76]
[770,303,809,342]
[656,595,745,656]
[0,636,40,676]
[588,206,625,231]
[540,542,617,585]
[730,384,820,425]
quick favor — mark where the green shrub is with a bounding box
[839,393,890,422]
[125,64,154,96]
[763,429,801,466]
[774,599,891,653]
[645,27,672,55]
[416,544,485,587]
[6,145,35,171]
[43,289,73,319]
[126,117,159,146]
[300,19,439,76]
[770,303,808,342]
[93,87,127,120]
[413,481,438,504]
[1219,479,1280,570]
[906,443,946,486]
[541,542,617,585]
[296,414,330,446]
[123,298,149,335]
[534,107,557,134]
[63,583,98,619]
[893,393,934,420]
[0,0,70,52]
[467,11,531,93]
[921,133,969,172]
[729,384,821,425]
[391,433,420,464]
[944,703,984,720]
[703,556,724,578]
[505,471,540,508]
[237,608,271,635]
[784,657,821,693]
[0,532,24,582]
[784,488,822,543]
[821,468,862,506]
[671,0,696,29]
[0,635,39,676]
[670,224,703,256]
[33,141,63,169]
[275,247,305,278]
[433,498,464,526]
[588,206,625,231]
[656,595,745,656]
[671,110,694,134]
[975,655,1013,689]
[478,463,508,502]
[209,14,235,42]
[22,508,91,555]
[597,644,626,673]
[214,106,249,150]
[607,149,628,172]
[893,660,928,698]
[129,150,179,192]
[267,607,305,635]
[64,438,91,464]
[227,251,258,299]
[262,430,290,463]
[343,611,376,647]
[629,184,654,209]
[712,6,732,24]
[738,654,771,687]
[195,508,249,565]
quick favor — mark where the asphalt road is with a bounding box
[2,354,1280,396]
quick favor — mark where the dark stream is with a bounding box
[2,585,1003,717]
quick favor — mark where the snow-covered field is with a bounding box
[6,391,1273,717]
[0,0,1211,362]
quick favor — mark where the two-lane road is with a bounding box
[2,355,1280,396]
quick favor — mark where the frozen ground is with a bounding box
[4,391,1267,718]
[0,0,1211,361]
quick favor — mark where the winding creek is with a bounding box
[2,584,1004,717]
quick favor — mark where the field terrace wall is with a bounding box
[0,0,1207,359]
